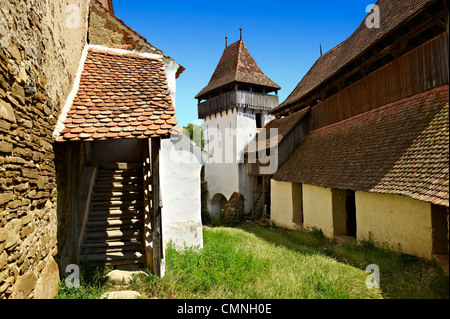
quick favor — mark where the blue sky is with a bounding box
[113,0,372,127]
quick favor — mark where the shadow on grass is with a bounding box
[240,224,449,299]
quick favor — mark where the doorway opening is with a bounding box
[255,113,263,128]
[432,205,449,255]
[211,193,227,220]
[345,190,357,237]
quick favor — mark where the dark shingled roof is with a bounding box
[195,40,280,99]
[245,107,310,154]
[272,0,436,114]
[273,84,449,207]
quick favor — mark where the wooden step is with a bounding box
[86,225,143,234]
[80,251,144,261]
[87,217,142,226]
[93,184,143,191]
[86,220,143,230]
[82,239,142,249]
[94,181,142,187]
[93,195,143,202]
[95,177,142,184]
[94,190,142,196]
[80,251,145,264]
[93,190,142,196]
[90,207,144,214]
[98,162,143,170]
[88,210,144,220]
[82,245,143,255]
[97,169,143,177]
[91,199,144,207]
[84,229,142,240]
[82,241,144,254]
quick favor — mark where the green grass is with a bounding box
[57,224,449,299]
[56,261,113,299]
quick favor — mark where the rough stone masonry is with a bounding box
[0,0,89,298]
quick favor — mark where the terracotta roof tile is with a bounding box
[57,48,178,142]
[274,85,449,207]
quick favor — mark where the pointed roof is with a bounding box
[195,40,280,99]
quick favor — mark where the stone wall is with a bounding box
[88,1,161,54]
[0,0,89,299]
[222,192,245,226]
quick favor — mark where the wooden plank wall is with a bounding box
[198,90,279,118]
[309,32,449,131]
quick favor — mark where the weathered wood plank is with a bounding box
[309,32,449,131]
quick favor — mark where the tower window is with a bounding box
[255,113,263,128]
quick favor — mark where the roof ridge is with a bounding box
[87,45,163,61]
[275,0,437,112]
[236,40,244,69]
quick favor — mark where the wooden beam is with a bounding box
[150,137,162,277]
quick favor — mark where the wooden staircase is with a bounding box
[253,184,264,217]
[80,162,146,268]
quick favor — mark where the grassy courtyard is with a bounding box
[57,223,449,299]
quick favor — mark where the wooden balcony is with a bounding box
[198,90,279,118]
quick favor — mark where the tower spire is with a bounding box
[225,36,228,48]
[320,43,323,56]
[240,27,243,41]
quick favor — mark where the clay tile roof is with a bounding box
[245,107,310,154]
[195,40,280,99]
[273,0,436,113]
[273,84,449,207]
[56,48,177,142]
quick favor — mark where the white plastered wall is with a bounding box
[204,110,239,213]
[159,138,204,254]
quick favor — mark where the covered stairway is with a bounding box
[80,162,147,268]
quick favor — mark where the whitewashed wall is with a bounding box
[204,109,239,214]
[203,107,272,215]
[159,138,204,253]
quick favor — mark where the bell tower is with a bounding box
[195,30,280,217]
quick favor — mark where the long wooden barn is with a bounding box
[264,0,448,267]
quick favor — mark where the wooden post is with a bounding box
[262,175,265,218]
[142,139,153,271]
[150,137,162,277]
